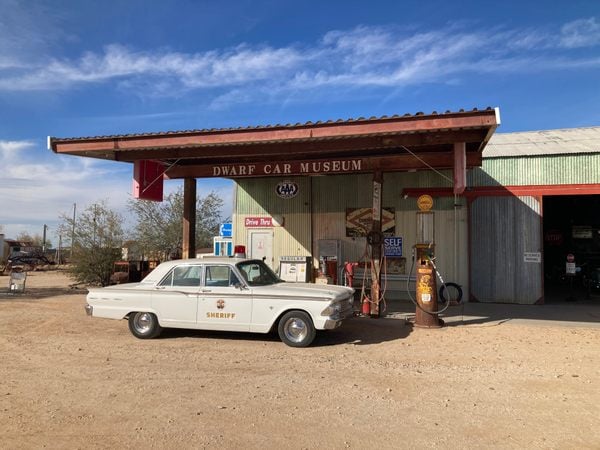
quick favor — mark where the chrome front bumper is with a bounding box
[323,300,354,329]
[323,318,343,330]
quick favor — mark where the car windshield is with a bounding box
[236,260,282,286]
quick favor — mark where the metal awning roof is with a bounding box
[49,107,500,179]
[485,125,600,158]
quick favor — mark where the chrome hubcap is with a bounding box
[284,317,307,343]
[134,313,153,334]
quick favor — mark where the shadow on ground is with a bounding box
[0,287,87,300]
[383,298,600,327]
[160,316,412,346]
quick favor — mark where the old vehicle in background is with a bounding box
[109,260,159,285]
[86,257,354,347]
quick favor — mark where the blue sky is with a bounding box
[1,0,599,242]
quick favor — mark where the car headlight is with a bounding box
[321,302,342,316]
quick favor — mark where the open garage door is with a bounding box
[543,195,600,303]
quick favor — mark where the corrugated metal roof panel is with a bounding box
[485,126,600,157]
[50,107,496,142]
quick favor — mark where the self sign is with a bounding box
[384,237,403,257]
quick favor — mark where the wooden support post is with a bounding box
[370,171,383,317]
[453,141,466,195]
[182,178,196,259]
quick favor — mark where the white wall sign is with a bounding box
[523,252,541,263]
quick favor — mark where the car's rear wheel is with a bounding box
[128,312,162,339]
[277,311,316,347]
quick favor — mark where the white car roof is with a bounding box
[161,256,250,266]
[141,257,257,284]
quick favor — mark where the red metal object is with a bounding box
[324,260,337,285]
[344,262,358,287]
[133,160,164,201]
[361,295,371,315]
[403,183,600,198]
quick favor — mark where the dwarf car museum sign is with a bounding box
[211,158,364,177]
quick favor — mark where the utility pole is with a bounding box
[42,224,48,252]
[70,203,76,260]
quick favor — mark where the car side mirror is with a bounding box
[234,282,248,290]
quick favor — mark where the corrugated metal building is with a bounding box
[48,114,599,305]
[233,126,600,304]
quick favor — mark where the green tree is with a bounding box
[59,201,124,286]
[128,189,224,260]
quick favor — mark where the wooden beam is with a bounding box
[164,152,483,179]
[369,171,383,318]
[182,178,196,259]
[403,183,600,198]
[453,142,466,195]
[108,129,488,163]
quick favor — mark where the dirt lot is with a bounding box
[1,271,599,449]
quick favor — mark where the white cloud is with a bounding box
[1,18,599,97]
[0,139,133,239]
[0,139,233,240]
[0,140,35,158]
[560,17,600,48]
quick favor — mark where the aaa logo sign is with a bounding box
[276,180,299,199]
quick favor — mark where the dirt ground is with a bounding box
[1,271,599,449]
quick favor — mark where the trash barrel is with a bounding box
[9,271,27,293]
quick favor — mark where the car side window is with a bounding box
[205,265,239,287]
[159,265,202,287]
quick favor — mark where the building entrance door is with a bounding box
[248,230,274,268]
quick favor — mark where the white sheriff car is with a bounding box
[85,257,354,347]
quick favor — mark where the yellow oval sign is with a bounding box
[417,194,433,211]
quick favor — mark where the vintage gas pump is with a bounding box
[414,195,443,328]
[317,240,342,284]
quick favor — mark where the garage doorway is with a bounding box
[543,195,600,303]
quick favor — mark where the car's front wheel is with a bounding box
[277,311,316,347]
[128,312,162,339]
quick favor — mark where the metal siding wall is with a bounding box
[384,172,469,291]
[311,174,372,263]
[234,171,469,297]
[234,178,312,265]
[470,196,542,304]
[310,172,469,299]
[470,154,600,186]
